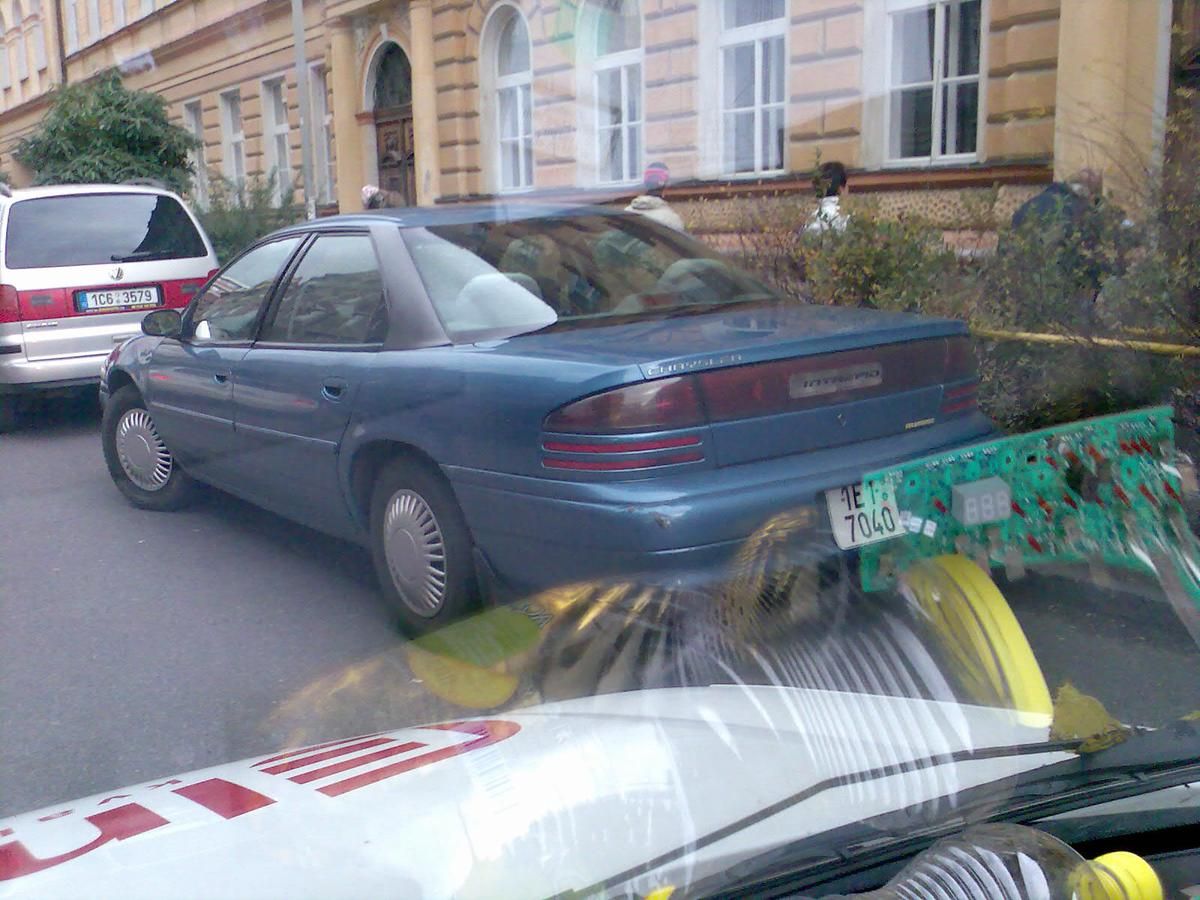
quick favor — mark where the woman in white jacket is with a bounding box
[624,161,686,232]
[806,160,850,234]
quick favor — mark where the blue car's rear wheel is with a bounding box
[370,457,480,635]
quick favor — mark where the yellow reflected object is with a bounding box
[903,554,1053,725]
[643,888,676,900]
[1050,682,1129,752]
[1074,851,1164,900]
[404,607,543,709]
[406,643,520,710]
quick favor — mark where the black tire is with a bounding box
[369,456,480,636]
[102,384,198,511]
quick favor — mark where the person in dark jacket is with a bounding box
[1008,169,1111,301]
[1011,168,1102,231]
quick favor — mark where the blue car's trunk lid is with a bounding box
[505,302,977,468]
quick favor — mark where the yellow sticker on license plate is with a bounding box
[825,483,904,550]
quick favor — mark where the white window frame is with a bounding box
[481,3,534,193]
[308,62,335,205]
[64,0,78,52]
[0,14,9,91]
[717,4,787,177]
[867,0,988,168]
[593,46,642,186]
[220,88,246,190]
[260,75,292,205]
[574,0,644,187]
[29,0,45,69]
[13,1,27,80]
[183,99,208,208]
[86,0,99,41]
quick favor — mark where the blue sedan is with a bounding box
[99,204,992,634]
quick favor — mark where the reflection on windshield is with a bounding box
[402,214,779,341]
[251,407,1200,898]
[4,0,1200,893]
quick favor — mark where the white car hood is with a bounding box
[0,685,1070,899]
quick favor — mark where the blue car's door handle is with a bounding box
[322,379,347,401]
[213,372,230,384]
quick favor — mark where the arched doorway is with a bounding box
[371,43,416,206]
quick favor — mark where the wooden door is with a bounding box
[376,106,415,207]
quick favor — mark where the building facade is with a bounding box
[0,0,1182,224]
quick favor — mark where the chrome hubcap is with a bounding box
[115,408,173,492]
[382,490,447,617]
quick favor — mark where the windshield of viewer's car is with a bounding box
[3,0,1200,897]
[4,193,208,268]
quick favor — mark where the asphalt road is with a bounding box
[2,396,1200,819]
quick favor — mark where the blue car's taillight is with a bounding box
[542,378,708,472]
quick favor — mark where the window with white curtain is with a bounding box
[29,0,45,69]
[113,0,126,29]
[86,0,99,41]
[13,1,27,80]
[0,11,10,91]
[220,89,246,189]
[262,77,292,204]
[309,63,336,204]
[64,0,78,51]
[719,0,786,175]
[885,0,983,162]
[184,100,208,208]
[592,0,642,184]
[485,5,533,191]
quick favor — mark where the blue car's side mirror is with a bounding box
[142,308,183,338]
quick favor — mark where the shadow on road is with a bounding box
[4,391,102,437]
[192,487,381,594]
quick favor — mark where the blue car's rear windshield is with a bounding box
[400,213,780,341]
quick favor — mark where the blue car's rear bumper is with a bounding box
[445,413,996,598]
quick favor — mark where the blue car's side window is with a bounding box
[259,234,387,345]
[191,237,303,342]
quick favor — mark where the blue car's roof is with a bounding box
[272,202,620,236]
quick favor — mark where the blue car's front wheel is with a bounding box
[370,457,480,635]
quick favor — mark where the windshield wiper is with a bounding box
[110,250,174,262]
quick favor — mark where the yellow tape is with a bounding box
[971,326,1200,357]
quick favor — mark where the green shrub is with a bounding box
[197,173,301,263]
[719,171,1195,435]
[724,196,956,312]
[719,192,811,300]
[14,70,196,193]
[974,339,1184,432]
[801,211,956,312]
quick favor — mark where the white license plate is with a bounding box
[76,287,161,312]
[825,483,904,550]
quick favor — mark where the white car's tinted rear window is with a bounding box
[4,193,208,269]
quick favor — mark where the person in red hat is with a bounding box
[624,161,686,232]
